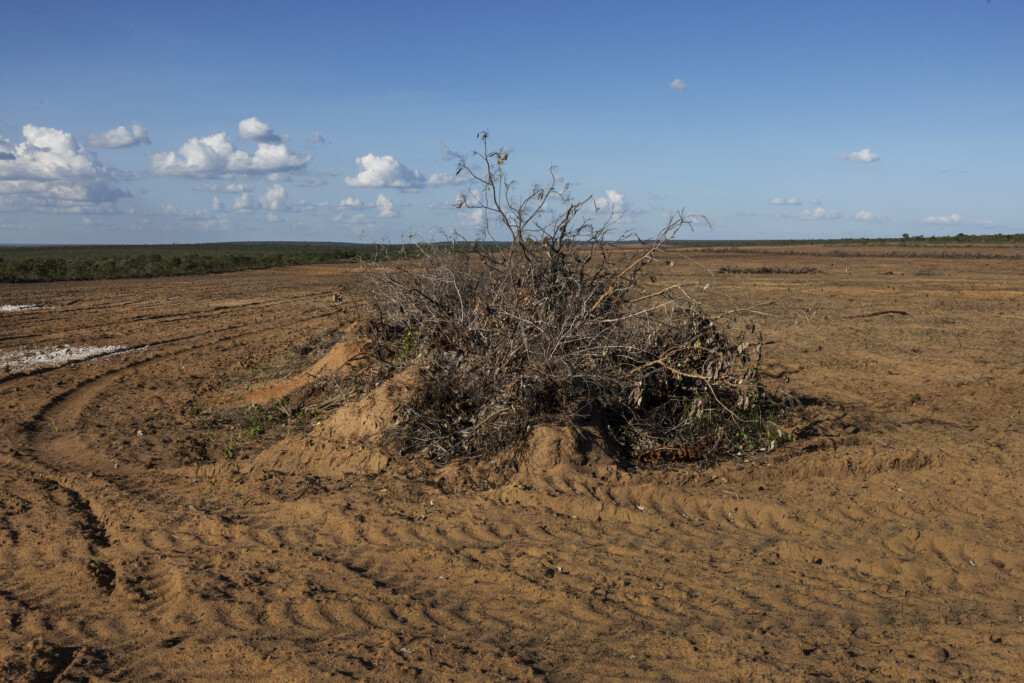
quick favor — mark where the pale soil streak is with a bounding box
[1,255,1023,680]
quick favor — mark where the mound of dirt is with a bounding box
[218,344,627,488]
[231,339,367,405]
[219,365,418,478]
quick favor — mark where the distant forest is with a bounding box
[1,233,1022,282]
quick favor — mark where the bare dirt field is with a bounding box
[2,246,1023,681]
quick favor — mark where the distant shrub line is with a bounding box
[718,265,823,274]
[0,248,363,283]
[672,232,1024,248]
[698,247,1023,260]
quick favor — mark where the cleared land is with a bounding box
[1,246,1022,680]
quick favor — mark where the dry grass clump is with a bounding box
[354,134,783,467]
[718,265,823,275]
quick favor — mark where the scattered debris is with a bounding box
[0,304,45,312]
[847,310,909,319]
[0,345,145,373]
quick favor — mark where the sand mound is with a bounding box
[221,367,420,478]
[221,360,621,486]
[213,330,625,484]
[231,340,367,405]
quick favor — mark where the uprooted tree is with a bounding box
[355,132,783,466]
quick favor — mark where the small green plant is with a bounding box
[910,393,923,404]
[222,437,240,459]
[183,400,203,416]
[244,403,271,438]
[47,417,59,434]
[398,326,417,357]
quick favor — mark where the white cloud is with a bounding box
[770,196,801,205]
[306,131,326,147]
[238,117,281,143]
[669,78,687,92]
[194,183,250,193]
[345,153,461,188]
[333,197,366,222]
[212,196,223,211]
[810,198,822,205]
[233,192,255,212]
[87,123,150,149]
[852,210,883,222]
[838,148,880,163]
[0,124,128,212]
[376,193,397,218]
[160,203,210,220]
[799,207,840,220]
[260,184,287,211]
[151,132,310,178]
[594,189,625,212]
[921,213,962,225]
[457,207,484,227]
[290,199,319,213]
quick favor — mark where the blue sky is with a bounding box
[1,0,1021,244]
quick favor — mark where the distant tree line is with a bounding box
[0,246,364,283]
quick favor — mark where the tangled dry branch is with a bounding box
[354,133,783,466]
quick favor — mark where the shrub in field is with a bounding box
[359,133,782,467]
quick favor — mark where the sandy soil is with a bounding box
[1,248,1022,681]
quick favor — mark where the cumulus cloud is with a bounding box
[799,207,840,220]
[669,78,687,92]
[345,153,461,188]
[810,198,822,205]
[457,207,485,227]
[594,189,626,212]
[212,196,223,211]
[233,192,255,212]
[260,184,287,211]
[852,210,883,222]
[87,123,150,149]
[921,213,962,225]
[238,117,281,143]
[376,194,397,218]
[160,203,210,220]
[0,124,129,212]
[838,148,880,163]
[194,182,250,193]
[332,197,366,222]
[770,196,801,205]
[151,132,310,178]
[306,131,326,147]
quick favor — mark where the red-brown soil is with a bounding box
[1,248,1023,680]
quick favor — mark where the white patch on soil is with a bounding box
[0,345,144,373]
[0,304,44,312]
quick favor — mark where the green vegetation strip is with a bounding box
[0,242,388,283]
[3,233,1022,282]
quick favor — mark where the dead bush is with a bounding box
[355,133,783,467]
